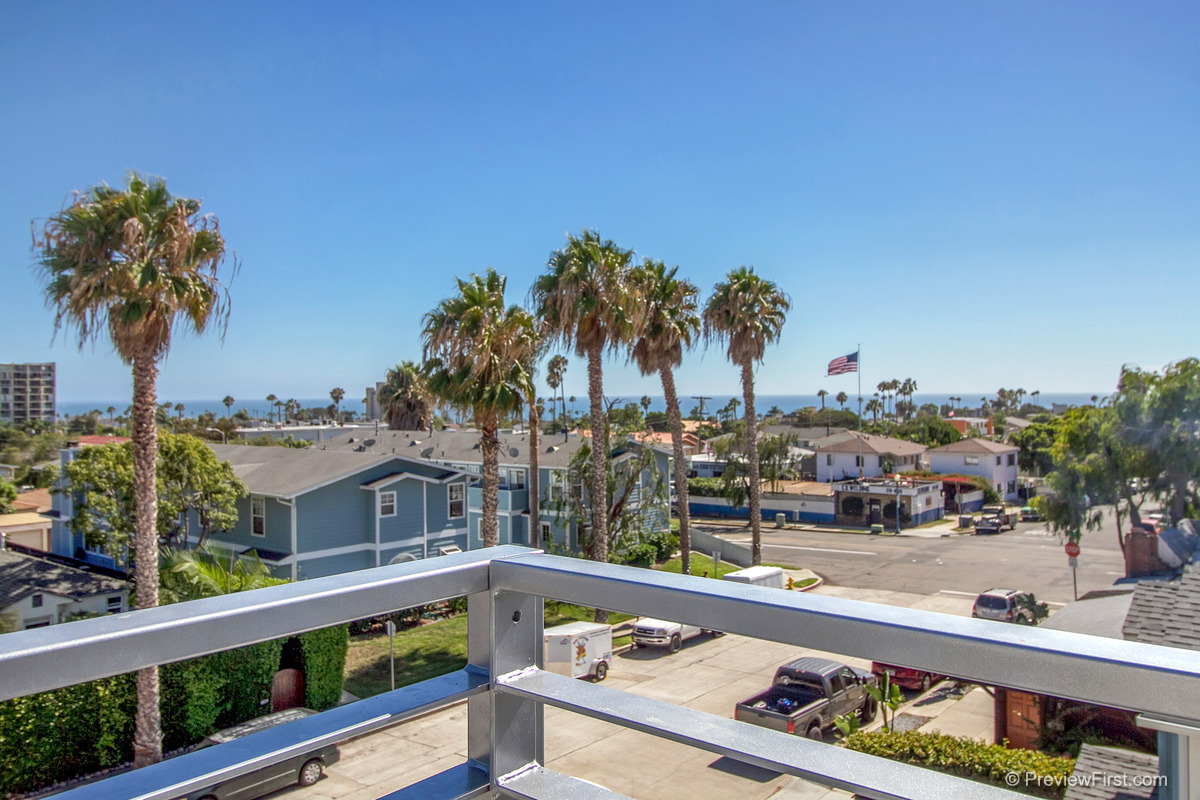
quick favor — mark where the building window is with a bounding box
[251,497,266,536]
[826,454,834,466]
[855,455,864,467]
[448,483,465,518]
[107,596,122,614]
[1007,453,1016,466]
[1007,481,1016,495]
[540,522,551,542]
[380,491,396,517]
[996,455,1002,466]
[31,593,42,608]
[964,456,980,466]
[507,469,526,490]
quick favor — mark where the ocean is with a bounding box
[56,392,1103,420]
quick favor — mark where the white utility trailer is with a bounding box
[543,621,613,681]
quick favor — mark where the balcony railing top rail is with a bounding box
[2,545,1198,800]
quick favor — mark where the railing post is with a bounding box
[1138,716,1200,800]
[466,585,544,795]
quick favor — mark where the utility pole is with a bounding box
[692,396,712,418]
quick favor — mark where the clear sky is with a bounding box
[2,2,1198,403]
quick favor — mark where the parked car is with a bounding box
[971,588,1047,625]
[974,504,1019,534]
[1019,505,1041,522]
[734,656,877,741]
[870,662,944,694]
[180,708,339,800]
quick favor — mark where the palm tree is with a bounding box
[817,389,830,436]
[865,397,883,422]
[424,269,537,548]
[703,267,790,566]
[330,387,345,420]
[640,395,653,424]
[1031,390,1041,409]
[379,361,432,431]
[546,354,568,437]
[37,172,232,767]
[106,405,117,425]
[836,391,848,411]
[222,396,234,417]
[532,230,635,574]
[629,259,700,575]
[265,393,277,423]
[160,545,280,603]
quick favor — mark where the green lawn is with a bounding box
[656,552,742,579]
[344,602,634,699]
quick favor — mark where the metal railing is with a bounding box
[2,545,1199,800]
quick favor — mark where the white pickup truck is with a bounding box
[632,619,714,653]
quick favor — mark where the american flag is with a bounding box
[827,351,858,376]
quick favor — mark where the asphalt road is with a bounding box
[699,512,1129,605]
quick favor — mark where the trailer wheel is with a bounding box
[594,661,608,681]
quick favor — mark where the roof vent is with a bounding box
[364,439,376,448]
[421,447,434,459]
[508,447,520,458]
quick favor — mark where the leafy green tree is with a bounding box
[703,267,790,565]
[423,269,537,547]
[1009,416,1064,476]
[62,434,247,556]
[628,259,701,575]
[891,416,962,447]
[0,478,16,514]
[37,174,233,766]
[533,230,635,579]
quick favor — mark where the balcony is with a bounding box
[2,545,1199,800]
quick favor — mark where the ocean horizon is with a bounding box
[56,392,1107,421]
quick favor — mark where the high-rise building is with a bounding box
[0,363,57,425]
[364,381,384,421]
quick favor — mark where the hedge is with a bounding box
[687,477,724,497]
[845,729,1076,799]
[0,627,346,796]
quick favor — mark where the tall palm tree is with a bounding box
[265,393,277,423]
[836,391,848,411]
[547,354,568,437]
[702,267,790,566]
[330,387,345,420]
[629,259,700,575]
[379,361,432,431]
[532,230,635,573]
[174,402,185,420]
[37,172,232,767]
[423,269,537,548]
[222,396,234,417]
[866,397,883,422]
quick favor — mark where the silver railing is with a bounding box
[2,545,1199,800]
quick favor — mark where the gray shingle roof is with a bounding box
[208,445,427,498]
[0,549,128,608]
[1039,592,1133,640]
[314,429,587,469]
[1122,569,1200,650]
[813,433,927,457]
[927,438,1018,455]
[1065,744,1159,800]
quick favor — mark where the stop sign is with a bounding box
[1065,541,1081,558]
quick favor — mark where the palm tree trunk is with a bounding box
[480,415,500,548]
[587,342,609,624]
[740,361,762,566]
[131,349,162,767]
[660,366,691,575]
[528,397,540,548]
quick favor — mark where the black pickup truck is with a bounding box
[734,656,877,741]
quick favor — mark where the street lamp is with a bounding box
[895,486,903,535]
[205,427,227,444]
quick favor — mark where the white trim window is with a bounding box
[251,497,266,537]
[107,595,123,614]
[448,483,465,518]
[540,521,551,542]
[507,469,526,490]
[964,456,980,466]
[380,491,397,517]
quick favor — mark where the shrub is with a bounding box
[845,729,1075,799]
[841,496,864,516]
[687,477,723,497]
[298,625,350,711]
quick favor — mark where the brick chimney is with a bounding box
[1124,529,1169,578]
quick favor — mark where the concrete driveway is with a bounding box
[283,588,978,800]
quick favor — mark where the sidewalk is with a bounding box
[696,517,972,539]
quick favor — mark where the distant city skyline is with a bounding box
[3,3,1196,402]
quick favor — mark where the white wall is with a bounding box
[928,452,1019,501]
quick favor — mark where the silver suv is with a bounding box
[972,588,1039,624]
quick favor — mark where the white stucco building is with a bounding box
[927,438,1020,501]
[814,433,928,482]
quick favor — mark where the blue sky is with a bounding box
[2,2,1198,403]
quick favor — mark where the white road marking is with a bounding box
[938,590,978,597]
[723,539,877,556]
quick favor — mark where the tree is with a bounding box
[265,394,277,423]
[37,173,233,766]
[891,416,962,447]
[546,354,568,436]
[423,269,537,548]
[628,259,700,574]
[379,361,432,431]
[836,391,848,411]
[222,396,234,417]
[0,478,16,514]
[532,230,635,587]
[703,266,790,566]
[330,387,345,420]
[865,397,883,423]
[160,544,282,604]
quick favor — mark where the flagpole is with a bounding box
[857,344,863,480]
